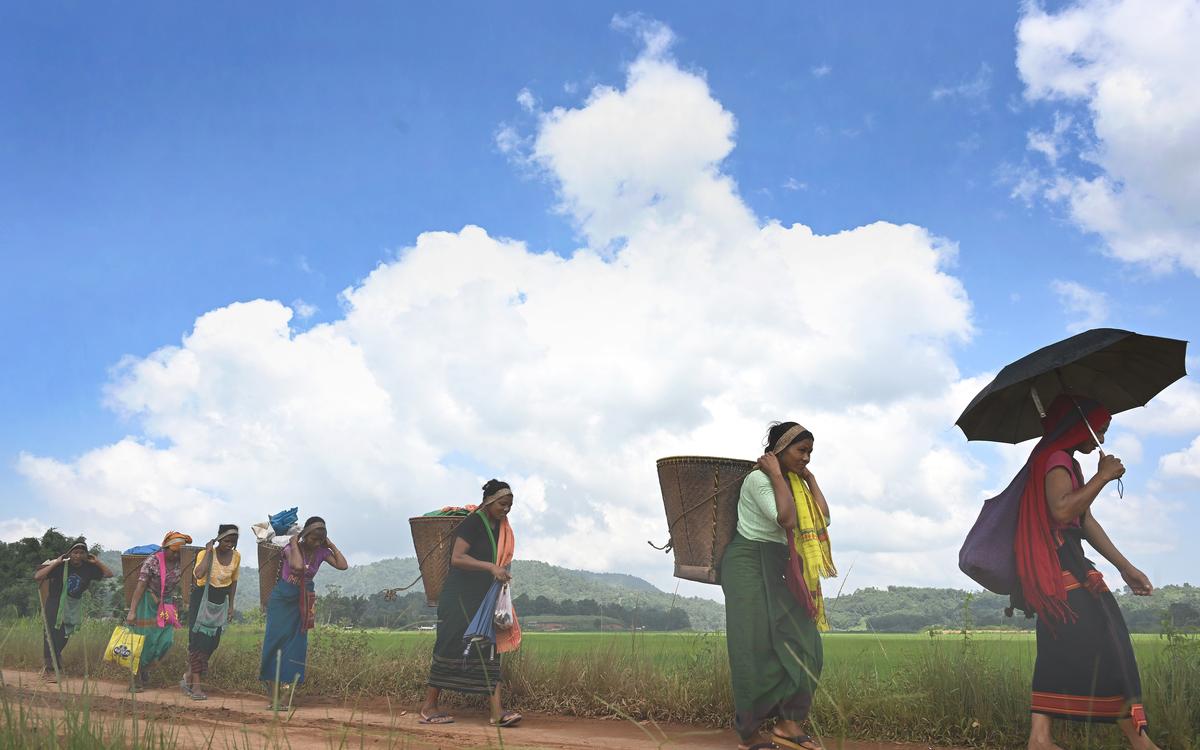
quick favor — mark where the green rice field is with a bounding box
[2,619,1197,749]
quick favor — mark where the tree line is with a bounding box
[3,530,1196,633]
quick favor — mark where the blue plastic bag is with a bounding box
[123,544,161,555]
[269,507,299,535]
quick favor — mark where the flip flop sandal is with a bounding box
[179,678,193,696]
[418,712,455,725]
[489,710,522,727]
[740,743,780,750]
[129,685,145,694]
[772,733,820,750]
[190,692,208,701]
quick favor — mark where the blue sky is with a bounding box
[2,2,1197,598]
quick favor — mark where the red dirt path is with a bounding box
[0,668,953,750]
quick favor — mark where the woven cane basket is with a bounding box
[257,541,285,610]
[179,545,200,612]
[655,456,755,584]
[409,516,466,607]
[120,554,147,606]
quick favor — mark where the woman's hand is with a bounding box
[491,565,512,583]
[227,608,236,624]
[1121,566,1153,596]
[758,453,783,479]
[126,610,136,625]
[799,466,815,484]
[1097,454,1126,484]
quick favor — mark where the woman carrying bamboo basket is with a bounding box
[721,422,835,750]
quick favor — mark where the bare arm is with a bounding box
[804,470,830,521]
[33,557,65,582]
[1082,510,1153,595]
[1045,454,1125,524]
[90,556,115,578]
[323,539,349,571]
[227,581,238,622]
[450,536,511,582]
[194,543,215,582]
[286,537,304,571]
[126,579,148,624]
[758,454,798,530]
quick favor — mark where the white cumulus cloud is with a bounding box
[1016,0,1200,274]
[1050,279,1109,332]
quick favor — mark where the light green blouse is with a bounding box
[735,469,787,545]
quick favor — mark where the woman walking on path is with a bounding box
[33,538,114,681]
[258,516,347,703]
[126,531,191,692]
[1013,396,1158,750]
[421,479,523,728]
[721,422,833,750]
[182,524,240,700]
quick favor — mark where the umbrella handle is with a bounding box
[1053,370,1125,498]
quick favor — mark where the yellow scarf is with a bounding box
[788,472,836,631]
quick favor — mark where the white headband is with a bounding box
[771,424,809,454]
[482,488,513,505]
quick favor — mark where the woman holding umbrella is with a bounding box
[1010,395,1157,750]
[420,479,523,728]
[956,329,1182,750]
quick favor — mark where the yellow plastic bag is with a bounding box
[103,625,144,674]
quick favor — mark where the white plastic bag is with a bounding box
[493,583,514,630]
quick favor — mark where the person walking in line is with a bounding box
[421,479,523,728]
[1012,396,1158,750]
[258,516,347,705]
[126,531,191,692]
[722,422,833,750]
[33,538,114,681]
[182,524,241,700]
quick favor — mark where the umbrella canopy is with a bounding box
[956,328,1187,443]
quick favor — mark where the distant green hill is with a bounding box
[287,556,727,631]
[100,550,724,630]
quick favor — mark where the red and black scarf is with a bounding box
[1014,395,1110,624]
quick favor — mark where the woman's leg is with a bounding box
[188,651,207,697]
[489,682,502,722]
[43,626,67,677]
[421,686,441,714]
[1027,713,1062,750]
[1117,719,1159,750]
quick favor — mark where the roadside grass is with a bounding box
[1,618,1195,749]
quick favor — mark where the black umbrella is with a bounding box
[956,328,1188,444]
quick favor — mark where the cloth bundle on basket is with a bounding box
[269,508,299,536]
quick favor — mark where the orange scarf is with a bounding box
[495,518,522,653]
